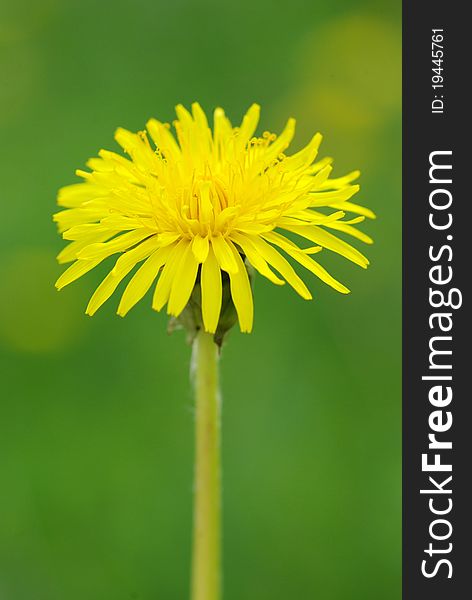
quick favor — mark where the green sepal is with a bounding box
[168,256,254,347]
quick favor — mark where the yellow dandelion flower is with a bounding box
[54,103,374,334]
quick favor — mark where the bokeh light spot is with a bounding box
[0,249,87,354]
[289,14,401,131]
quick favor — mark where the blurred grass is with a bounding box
[0,0,401,598]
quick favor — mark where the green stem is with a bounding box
[190,330,221,600]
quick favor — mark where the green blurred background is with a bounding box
[0,0,401,598]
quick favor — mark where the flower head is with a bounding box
[54,103,374,334]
